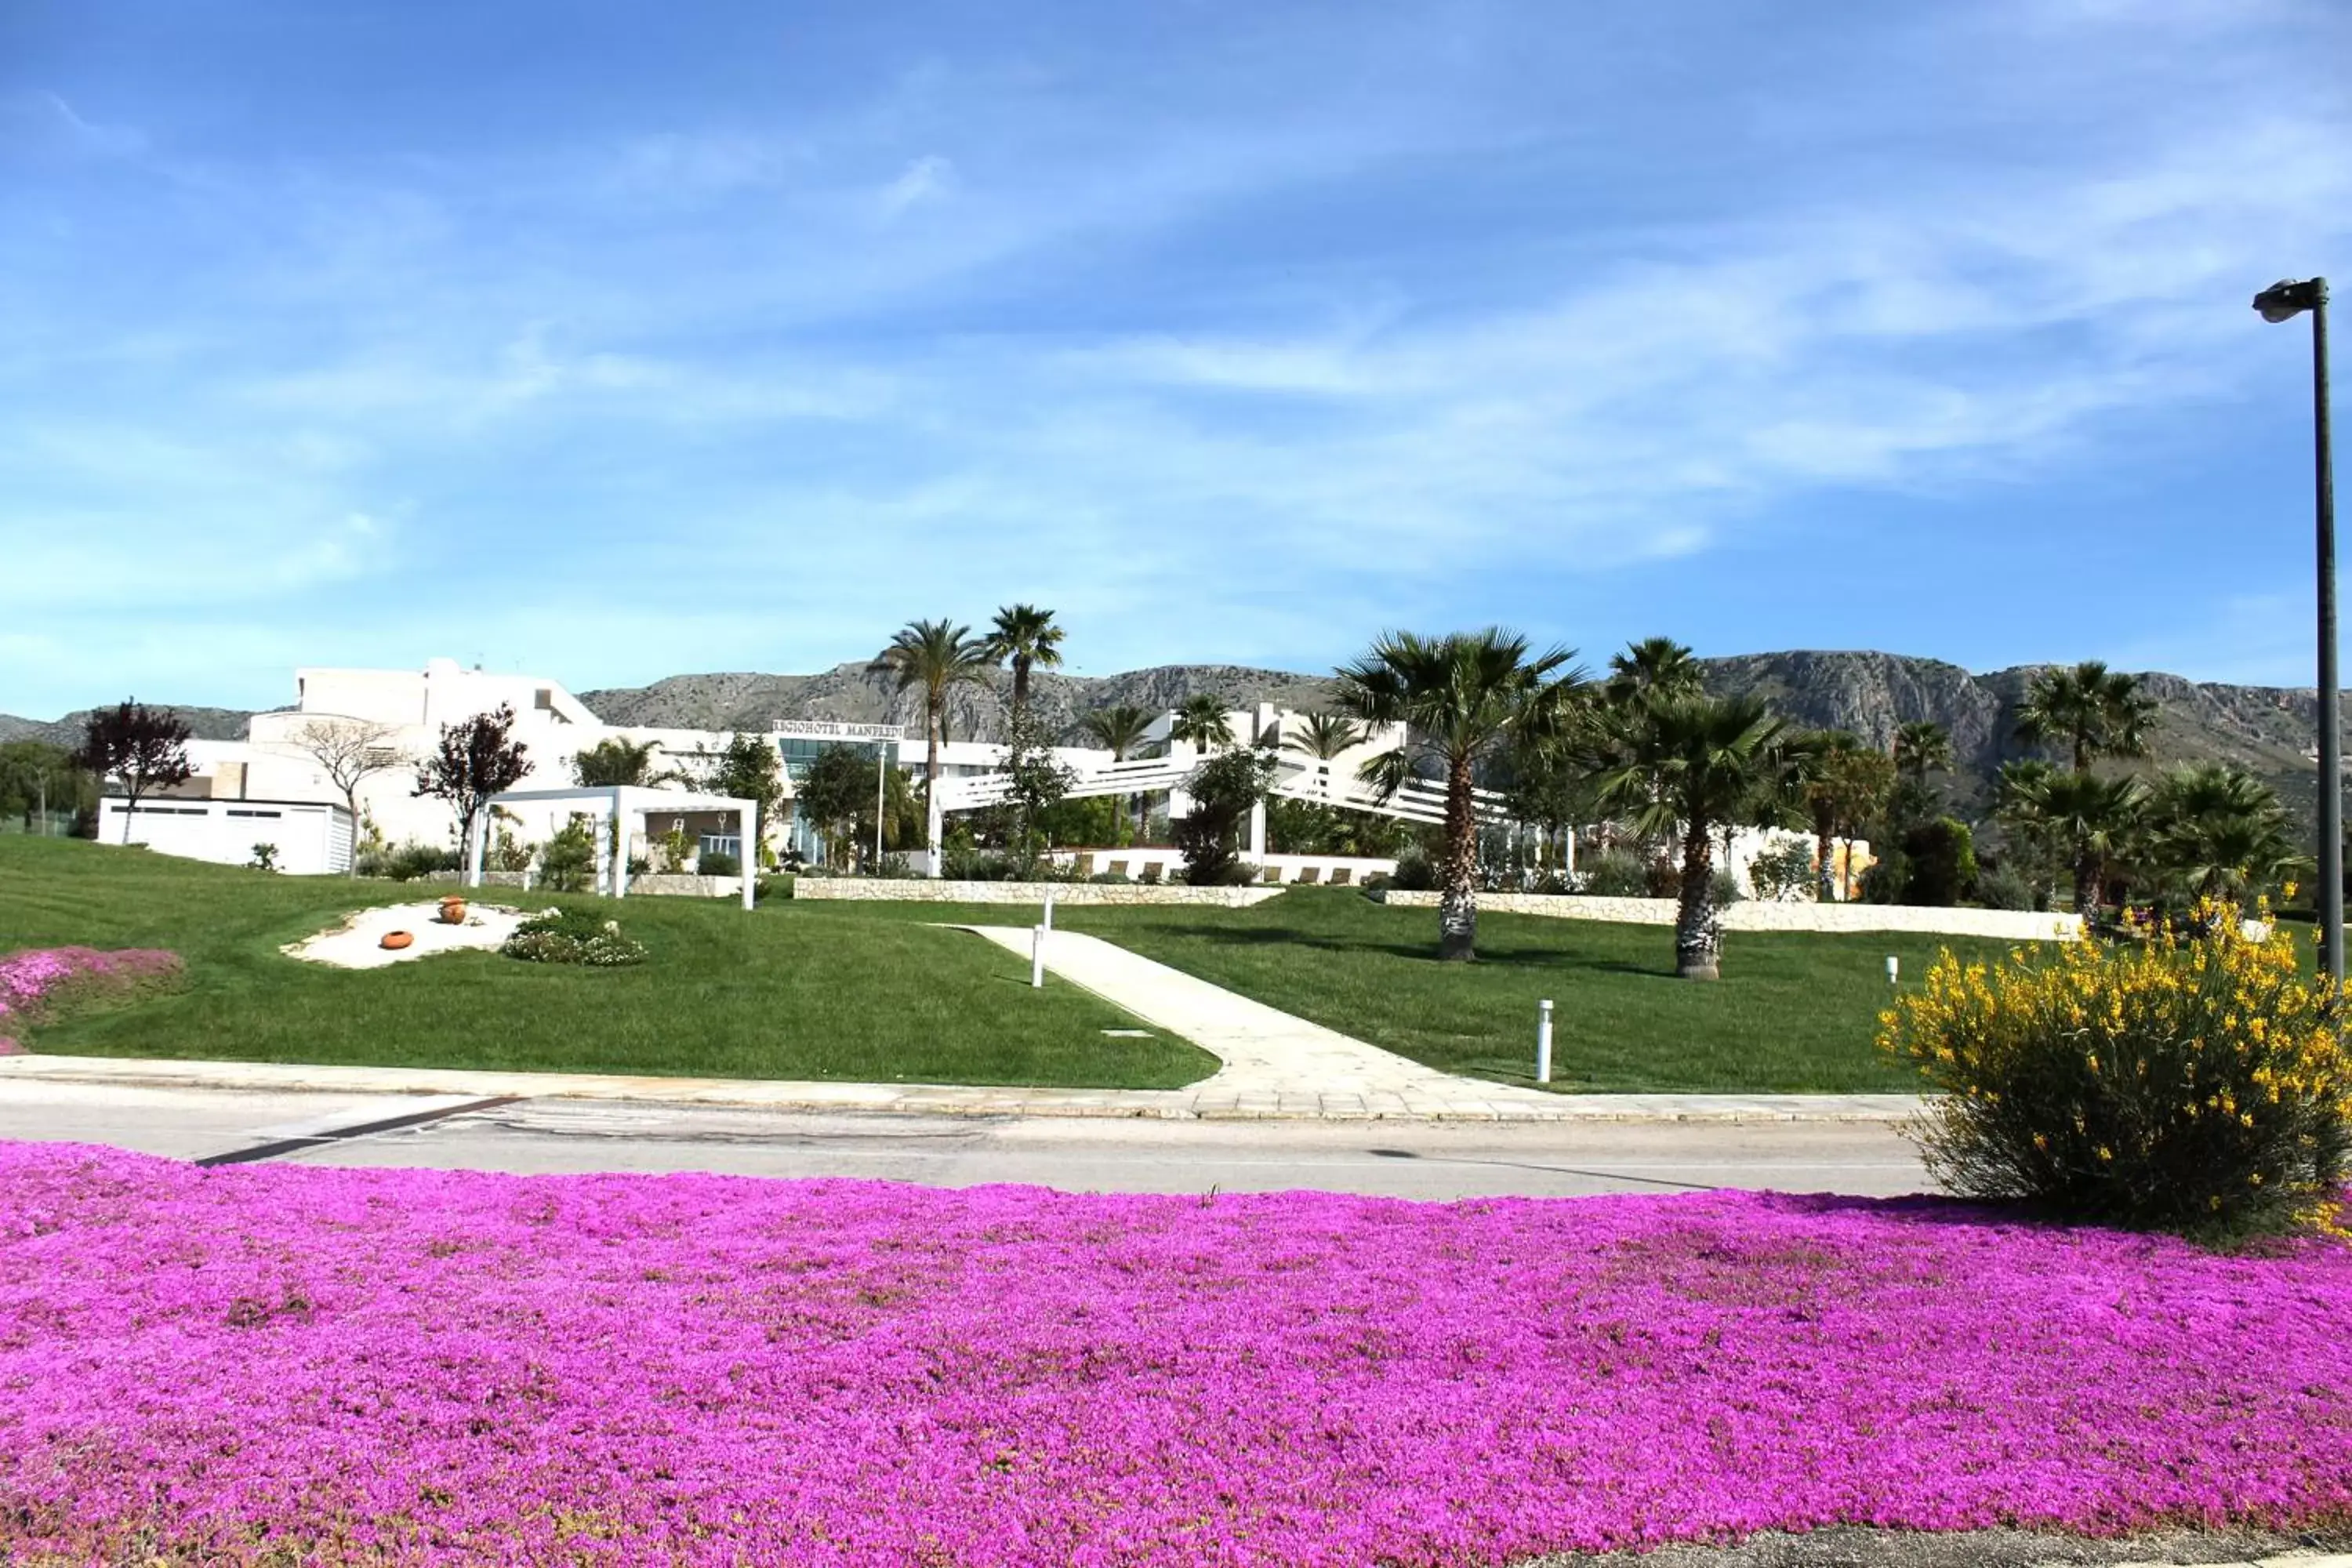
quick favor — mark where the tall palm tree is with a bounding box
[2000,766,2147,918]
[985,604,1065,713]
[1285,711,1364,762]
[870,619,995,875]
[1587,691,1788,979]
[1168,694,1235,754]
[2013,661,2156,773]
[1338,629,1584,962]
[1605,637,1704,706]
[1892,720,1955,789]
[570,736,681,789]
[1079,703,1154,846]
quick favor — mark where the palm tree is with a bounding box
[1078,704,1154,846]
[1168,695,1235,754]
[1337,629,1584,962]
[2147,764,2303,909]
[2000,766,2147,918]
[985,604,1065,713]
[1795,731,1895,901]
[1604,637,1704,706]
[570,737,681,789]
[1587,691,1788,979]
[870,619,995,874]
[1892,720,1955,789]
[1285,711,1363,762]
[2014,661,2156,773]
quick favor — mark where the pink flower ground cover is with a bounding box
[0,946,182,1053]
[2,1145,2349,1566]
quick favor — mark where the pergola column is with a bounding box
[742,802,758,910]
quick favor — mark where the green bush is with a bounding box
[1746,840,1817,902]
[1858,847,1911,905]
[1574,851,1650,898]
[1973,860,2038,912]
[363,841,461,882]
[1900,817,1979,907]
[537,820,597,894]
[698,851,741,877]
[500,907,647,967]
[1387,848,1436,892]
[1089,870,1131,884]
[1879,913,2352,1236]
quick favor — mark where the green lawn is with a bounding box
[1059,888,2027,1093]
[0,837,1215,1087]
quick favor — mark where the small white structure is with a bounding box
[100,796,354,875]
[477,786,759,909]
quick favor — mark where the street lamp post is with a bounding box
[2255,277,2338,982]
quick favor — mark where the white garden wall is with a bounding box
[793,879,1287,907]
[1376,890,2081,941]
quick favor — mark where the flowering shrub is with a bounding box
[1879,909,2352,1236]
[499,906,646,967]
[0,947,183,1053]
[2,1146,2350,1563]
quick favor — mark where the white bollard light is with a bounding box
[1032,924,1047,989]
[1886,955,1900,986]
[1537,998,1555,1084]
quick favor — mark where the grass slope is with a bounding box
[1063,888,2024,1093]
[0,837,1214,1087]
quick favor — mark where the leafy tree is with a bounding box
[0,740,90,830]
[1892,720,1955,789]
[413,703,532,858]
[1999,765,2147,918]
[286,719,405,874]
[1338,628,1584,961]
[871,619,995,873]
[76,700,194,844]
[2014,660,2156,772]
[998,701,1078,873]
[1899,816,1979,906]
[1173,748,1276,886]
[2144,764,2303,912]
[984,604,1065,713]
[1586,691,1788,979]
[796,744,887,869]
[1604,637,1704,705]
[571,736,679,788]
[702,734,786,864]
[1167,694,1234,753]
[1078,703,1155,845]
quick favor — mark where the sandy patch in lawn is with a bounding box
[283,901,532,970]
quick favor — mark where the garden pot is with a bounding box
[380,931,415,951]
[438,897,467,924]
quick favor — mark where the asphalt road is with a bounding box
[1,1081,1932,1198]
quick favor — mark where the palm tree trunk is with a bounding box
[1814,818,1836,903]
[1439,754,1479,962]
[2073,848,2100,920]
[925,689,946,878]
[1676,822,1722,980]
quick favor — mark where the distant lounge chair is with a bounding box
[1328,868,1352,887]
[1295,866,1322,885]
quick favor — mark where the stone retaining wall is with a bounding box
[624,874,744,898]
[793,879,1287,907]
[1376,890,2081,940]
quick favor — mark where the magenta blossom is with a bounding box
[2,1145,2348,1564]
[0,946,181,1051]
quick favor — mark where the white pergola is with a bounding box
[471,786,760,910]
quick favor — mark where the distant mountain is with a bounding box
[8,652,2334,827]
[0,706,261,750]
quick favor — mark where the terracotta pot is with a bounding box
[380,931,415,951]
[438,897,467,924]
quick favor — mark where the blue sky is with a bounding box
[2,0,2347,716]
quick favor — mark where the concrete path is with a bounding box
[0,1081,1933,1196]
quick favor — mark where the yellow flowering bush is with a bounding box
[1878,906,2352,1235]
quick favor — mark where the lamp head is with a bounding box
[2254,277,2326,323]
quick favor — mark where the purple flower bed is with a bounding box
[0,946,182,1053]
[3,1145,2348,1565]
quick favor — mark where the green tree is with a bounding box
[77,699,194,844]
[1338,628,1584,961]
[1798,731,1896,901]
[2000,765,2147,918]
[2014,661,2156,773]
[571,737,679,788]
[0,740,90,831]
[793,744,912,869]
[984,604,1066,713]
[1168,694,1234,753]
[2144,764,2303,912]
[702,734,786,863]
[1173,748,1276,886]
[1078,703,1154,846]
[998,701,1078,873]
[871,619,995,872]
[1604,637,1704,705]
[1284,711,1363,762]
[1587,691,1788,979]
